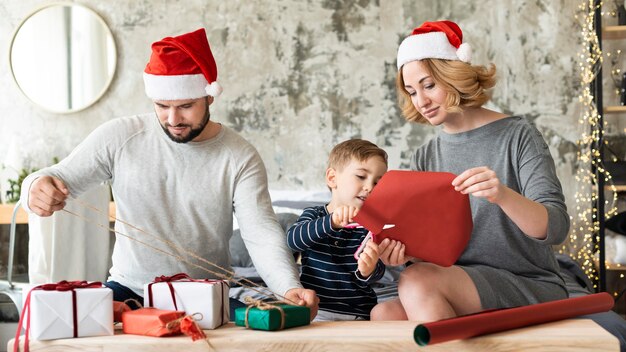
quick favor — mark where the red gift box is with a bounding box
[122,308,185,337]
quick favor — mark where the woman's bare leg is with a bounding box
[398,262,482,322]
[370,298,408,320]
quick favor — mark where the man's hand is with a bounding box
[28,176,69,216]
[331,205,358,229]
[284,288,319,321]
[357,240,379,277]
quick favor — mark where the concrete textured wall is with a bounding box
[6,1,626,325]
[0,1,590,217]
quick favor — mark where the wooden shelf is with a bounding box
[606,184,626,192]
[602,25,626,40]
[0,202,116,225]
[606,262,626,271]
[0,203,27,224]
[603,105,626,114]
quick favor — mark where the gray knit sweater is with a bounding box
[412,116,569,304]
[21,113,302,296]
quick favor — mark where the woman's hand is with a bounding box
[378,238,415,266]
[452,166,505,204]
[453,166,550,239]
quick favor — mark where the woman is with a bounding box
[372,20,569,322]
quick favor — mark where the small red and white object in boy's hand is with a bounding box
[348,223,395,260]
[345,223,395,230]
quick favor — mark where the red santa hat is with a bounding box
[143,28,222,100]
[396,20,472,70]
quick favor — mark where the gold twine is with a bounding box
[61,198,295,305]
[243,296,286,330]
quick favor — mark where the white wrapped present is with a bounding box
[143,273,229,329]
[18,281,113,344]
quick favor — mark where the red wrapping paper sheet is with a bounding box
[354,170,472,266]
[413,292,614,346]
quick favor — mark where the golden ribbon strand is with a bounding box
[61,199,294,304]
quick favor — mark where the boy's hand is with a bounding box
[378,238,415,266]
[357,240,379,277]
[331,205,358,229]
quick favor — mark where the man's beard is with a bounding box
[160,104,211,143]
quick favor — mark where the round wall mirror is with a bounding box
[9,3,117,114]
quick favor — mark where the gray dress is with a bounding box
[412,116,569,309]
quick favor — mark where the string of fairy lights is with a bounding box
[564,0,619,292]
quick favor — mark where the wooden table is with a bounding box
[8,319,619,351]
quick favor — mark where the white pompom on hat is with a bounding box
[397,20,472,70]
[143,28,222,100]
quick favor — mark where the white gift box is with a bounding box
[25,286,113,340]
[144,279,229,329]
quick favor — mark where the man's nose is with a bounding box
[168,109,183,126]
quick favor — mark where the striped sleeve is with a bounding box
[355,260,385,283]
[286,207,339,251]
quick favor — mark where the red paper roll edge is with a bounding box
[414,292,614,346]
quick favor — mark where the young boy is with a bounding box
[287,139,388,320]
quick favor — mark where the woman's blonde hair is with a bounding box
[396,59,497,123]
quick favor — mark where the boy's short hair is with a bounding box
[328,139,388,170]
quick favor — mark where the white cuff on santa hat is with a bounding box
[143,73,222,100]
[397,32,466,69]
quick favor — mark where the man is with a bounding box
[21,28,319,317]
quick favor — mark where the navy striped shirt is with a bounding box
[286,206,385,318]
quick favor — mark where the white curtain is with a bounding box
[27,183,112,284]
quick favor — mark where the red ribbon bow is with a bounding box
[147,273,227,327]
[154,273,192,283]
[149,273,194,311]
[180,315,206,341]
[14,281,103,352]
[37,280,103,291]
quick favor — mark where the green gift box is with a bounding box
[234,304,310,331]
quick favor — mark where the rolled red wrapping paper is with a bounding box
[413,292,614,346]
